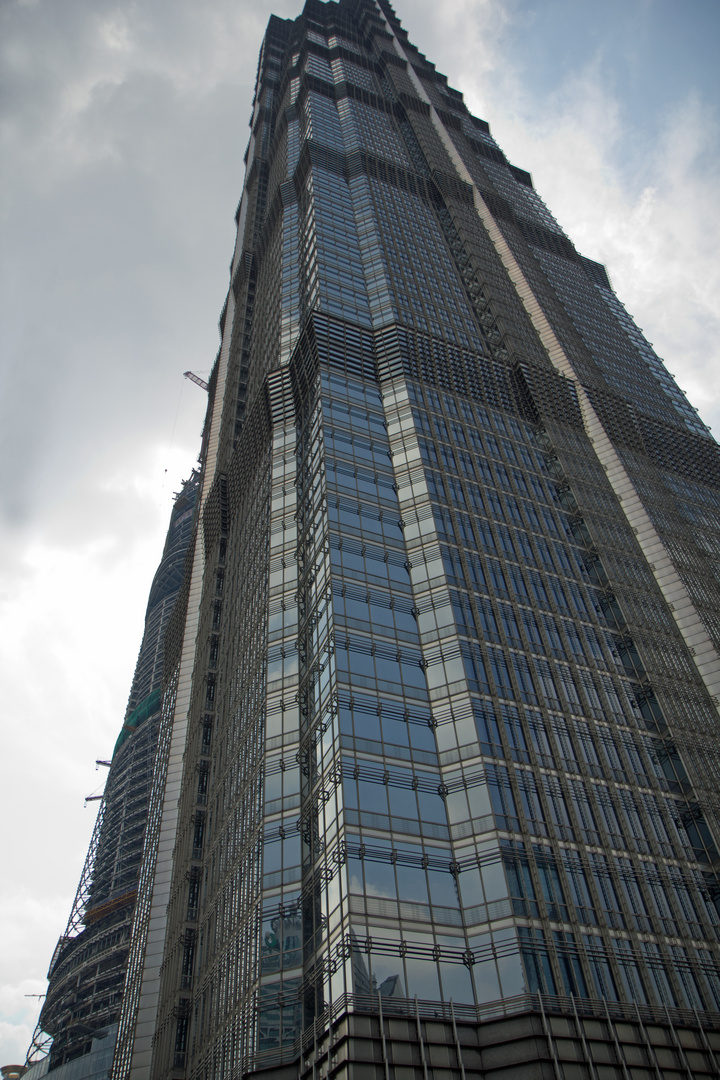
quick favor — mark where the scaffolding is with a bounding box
[26,474,200,1072]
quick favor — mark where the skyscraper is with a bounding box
[33,0,720,1076]
[27,472,200,1080]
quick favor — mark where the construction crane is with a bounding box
[95,759,111,769]
[184,371,209,391]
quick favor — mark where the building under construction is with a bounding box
[26,472,200,1080]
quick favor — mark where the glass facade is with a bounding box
[114,2,720,1078]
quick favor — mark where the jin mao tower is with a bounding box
[100,1,720,1077]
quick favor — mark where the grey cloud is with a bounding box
[1,0,305,538]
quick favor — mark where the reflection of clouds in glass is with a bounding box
[497,950,525,997]
[396,865,427,904]
[349,873,364,894]
[439,962,473,1004]
[482,860,509,902]
[472,958,501,1003]
[365,881,394,899]
[404,956,441,1001]
[364,860,397,900]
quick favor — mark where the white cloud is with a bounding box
[0,1020,35,1066]
[0,896,75,1061]
[612,95,720,423]
[98,12,132,54]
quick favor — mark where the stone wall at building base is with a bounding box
[243,995,720,1080]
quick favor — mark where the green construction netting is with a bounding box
[112,687,162,759]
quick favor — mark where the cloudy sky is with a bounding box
[1,0,719,1063]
